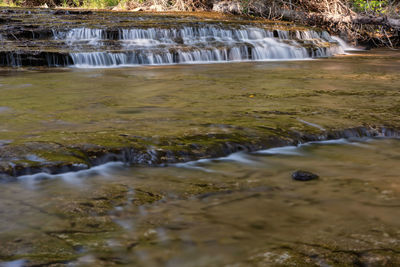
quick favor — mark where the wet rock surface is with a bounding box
[0,126,399,180]
[0,49,400,178]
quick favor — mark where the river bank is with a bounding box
[2,0,399,48]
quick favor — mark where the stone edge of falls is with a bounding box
[8,127,400,183]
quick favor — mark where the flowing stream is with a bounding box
[0,138,400,266]
[0,51,399,265]
[0,7,400,266]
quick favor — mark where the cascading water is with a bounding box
[331,36,361,51]
[0,9,351,68]
[61,26,346,67]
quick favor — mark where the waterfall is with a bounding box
[54,26,349,67]
[331,36,360,51]
[2,21,353,68]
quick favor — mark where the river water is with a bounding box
[0,137,399,266]
[0,12,400,263]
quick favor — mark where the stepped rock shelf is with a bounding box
[0,7,345,67]
[1,49,400,179]
[0,7,400,180]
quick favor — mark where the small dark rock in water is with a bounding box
[292,170,319,181]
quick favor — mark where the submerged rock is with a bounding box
[291,170,319,181]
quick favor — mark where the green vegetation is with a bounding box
[352,0,386,13]
[0,0,121,8]
[0,0,18,6]
[80,0,120,8]
[240,0,249,15]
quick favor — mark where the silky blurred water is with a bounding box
[1,138,399,265]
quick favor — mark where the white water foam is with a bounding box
[13,138,383,181]
[51,26,350,67]
[331,36,362,51]
[297,119,326,131]
[175,138,371,172]
[255,146,302,156]
[18,161,125,185]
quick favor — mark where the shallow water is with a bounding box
[0,50,399,153]
[0,48,400,265]
[0,138,399,266]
